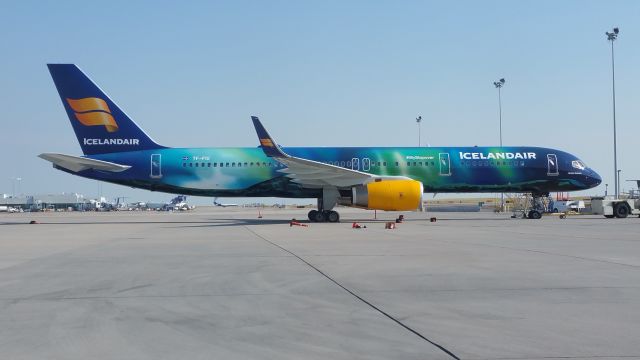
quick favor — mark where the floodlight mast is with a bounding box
[493,78,505,211]
[493,78,505,147]
[416,116,422,147]
[606,27,619,198]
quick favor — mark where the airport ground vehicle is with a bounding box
[591,197,640,218]
[552,200,585,213]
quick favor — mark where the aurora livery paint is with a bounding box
[41,64,602,221]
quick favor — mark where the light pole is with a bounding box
[416,116,422,147]
[10,177,22,197]
[493,78,506,211]
[617,169,622,197]
[493,78,506,147]
[606,27,619,198]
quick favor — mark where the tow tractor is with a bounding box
[591,181,640,218]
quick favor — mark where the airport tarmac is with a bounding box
[1,208,639,360]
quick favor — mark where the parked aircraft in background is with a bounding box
[213,198,239,207]
[40,64,601,221]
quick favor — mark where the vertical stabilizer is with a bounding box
[47,64,165,155]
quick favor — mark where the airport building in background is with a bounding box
[1,193,90,211]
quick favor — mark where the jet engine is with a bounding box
[351,179,424,211]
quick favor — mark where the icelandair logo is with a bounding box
[66,97,139,146]
[260,138,275,147]
[66,97,119,132]
[459,151,537,160]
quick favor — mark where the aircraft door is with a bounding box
[439,153,451,176]
[362,158,371,171]
[547,154,558,176]
[150,154,162,178]
[351,158,359,171]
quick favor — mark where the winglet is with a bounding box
[251,116,288,158]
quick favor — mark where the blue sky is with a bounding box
[1,1,639,204]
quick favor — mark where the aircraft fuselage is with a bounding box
[61,146,602,198]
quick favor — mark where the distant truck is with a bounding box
[591,197,640,218]
[551,200,585,213]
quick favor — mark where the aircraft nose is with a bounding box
[587,168,602,188]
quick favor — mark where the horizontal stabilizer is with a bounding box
[38,153,131,173]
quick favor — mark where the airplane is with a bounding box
[40,64,602,222]
[213,198,239,207]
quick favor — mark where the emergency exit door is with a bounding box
[547,154,558,176]
[439,153,451,176]
[150,154,162,178]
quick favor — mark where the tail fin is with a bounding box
[47,64,165,155]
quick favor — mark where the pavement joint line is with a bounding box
[243,225,461,360]
[359,285,640,294]
[465,356,640,359]
[0,292,281,302]
[457,242,640,270]
[383,228,640,270]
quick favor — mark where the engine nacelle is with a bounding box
[352,179,424,211]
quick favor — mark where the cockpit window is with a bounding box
[571,160,586,170]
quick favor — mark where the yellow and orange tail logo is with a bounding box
[260,138,275,147]
[66,97,118,133]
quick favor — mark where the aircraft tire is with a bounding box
[529,210,542,219]
[613,203,630,219]
[308,210,318,222]
[327,211,340,223]
[315,211,326,222]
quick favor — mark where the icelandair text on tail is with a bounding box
[84,138,139,145]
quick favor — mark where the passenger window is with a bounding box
[383,162,387,166]
[395,162,399,166]
[189,163,193,167]
[208,163,211,167]
[195,163,199,167]
[201,162,205,167]
[213,163,217,167]
[182,163,186,167]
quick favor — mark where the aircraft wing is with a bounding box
[39,153,131,173]
[251,116,401,188]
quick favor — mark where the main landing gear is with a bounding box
[307,190,342,223]
[308,209,340,223]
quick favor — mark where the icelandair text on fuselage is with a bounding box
[84,138,140,145]
[459,152,536,160]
